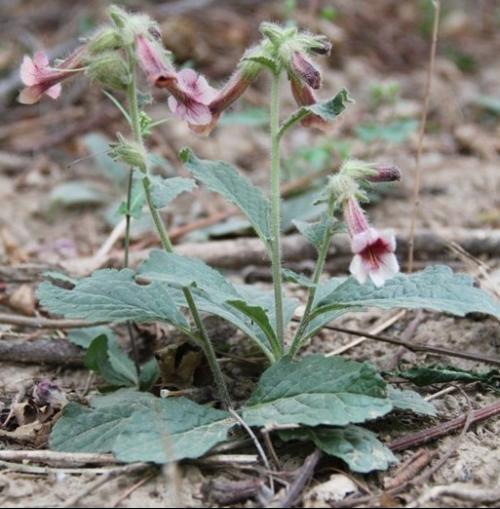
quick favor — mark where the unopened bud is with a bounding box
[341,160,401,183]
[291,51,321,89]
[88,27,123,54]
[86,51,130,91]
[366,164,401,183]
[309,35,332,55]
[259,22,285,47]
[110,134,147,172]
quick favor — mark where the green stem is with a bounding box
[125,46,231,408]
[269,71,285,355]
[289,195,336,357]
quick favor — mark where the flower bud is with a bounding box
[309,35,332,55]
[108,5,159,46]
[86,51,130,91]
[291,51,321,89]
[88,27,123,55]
[366,164,401,183]
[259,22,285,47]
[341,160,401,183]
[110,134,147,172]
[289,76,331,132]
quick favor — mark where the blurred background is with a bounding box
[0,0,499,273]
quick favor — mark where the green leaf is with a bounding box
[85,334,138,387]
[149,176,196,209]
[68,326,116,349]
[293,215,343,251]
[50,182,106,208]
[387,386,436,416]
[139,250,239,304]
[38,269,188,329]
[313,266,500,321]
[180,148,271,247]
[393,365,500,388]
[50,389,234,463]
[279,88,353,138]
[139,357,160,390]
[282,268,315,288]
[355,119,417,144]
[279,425,396,473]
[242,355,392,427]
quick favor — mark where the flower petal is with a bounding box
[184,102,212,125]
[45,83,62,100]
[349,254,369,284]
[20,56,37,86]
[18,85,43,104]
[33,51,49,68]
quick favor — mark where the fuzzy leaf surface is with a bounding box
[242,355,392,427]
[279,425,396,473]
[314,266,500,320]
[180,148,271,246]
[38,269,188,329]
[149,176,196,209]
[50,390,234,463]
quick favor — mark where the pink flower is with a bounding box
[19,46,86,104]
[165,68,217,126]
[135,34,175,86]
[344,198,399,287]
[291,51,321,90]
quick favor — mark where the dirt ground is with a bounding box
[0,0,499,507]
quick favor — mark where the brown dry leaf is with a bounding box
[0,421,43,445]
[0,226,28,264]
[8,284,36,315]
[156,343,203,388]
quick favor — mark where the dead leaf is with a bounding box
[304,474,359,507]
[8,284,35,315]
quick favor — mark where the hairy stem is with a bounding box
[289,195,336,357]
[125,46,231,408]
[269,72,285,355]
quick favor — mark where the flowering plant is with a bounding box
[22,6,500,474]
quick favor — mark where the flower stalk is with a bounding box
[125,45,231,408]
[269,71,285,355]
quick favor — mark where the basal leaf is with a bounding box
[313,266,500,321]
[387,386,436,416]
[38,269,188,329]
[85,334,137,387]
[68,326,115,349]
[50,389,234,463]
[242,355,392,427]
[149,176,196,209]
[279,425,397,473]
[180,148,271,247]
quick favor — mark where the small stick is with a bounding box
[0,450,118,466]
[270,449,321,508]
[388,399,500,452]
[383,449,434,490]
[383,310,425,370]
[111,471,156,508]
[325,310,405,357]
[61,463,150,508]
[319,324,500,367]
[407,0,441,272]
[0,313,102,329]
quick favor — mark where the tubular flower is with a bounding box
[343,197,399,287]
[135,34,174,86]
[160,68,217,127]
[289,76,331,132]
[291,51,321,89]
[19,46,86,104]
